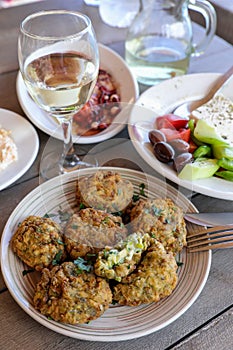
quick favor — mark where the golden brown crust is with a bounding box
[130,198,187,254]
[76,170,134,213]
[64,208,128,259]
[33,262,112,324]
[11,215,66,271]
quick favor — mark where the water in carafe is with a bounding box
[125,0,216,85]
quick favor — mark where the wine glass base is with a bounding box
[39,137,98,183]
[61,153,98,173]
[40,151,61,181]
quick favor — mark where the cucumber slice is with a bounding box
[212,144,233,160]
[193,119,228,145]
[178,158,219,180]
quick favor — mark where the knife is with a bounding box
[184,212,233,227]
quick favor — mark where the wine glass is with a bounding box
[18,10,99,180]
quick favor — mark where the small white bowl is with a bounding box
[98,43,139,104]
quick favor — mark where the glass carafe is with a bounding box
[125,0,217,85]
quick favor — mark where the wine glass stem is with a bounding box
[60,118,80,172]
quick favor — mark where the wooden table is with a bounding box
[0,1,233,349]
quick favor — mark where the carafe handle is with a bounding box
[189,0,217,56]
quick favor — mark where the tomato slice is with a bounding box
[179,128,191,142]
[159,127,191,142]
[156,114,189,130]
[188,139,198,153]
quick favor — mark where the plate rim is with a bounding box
[128,72,233,200]
[0,108,39,190]
[16,43,139,145]
[0,167,211,341]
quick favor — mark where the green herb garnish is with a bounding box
[73,257,93,273]
[43,213,57,218]
[139,183,146,197]
[57,239,65,245]
[71,224,79,230]
[151,205,163,216]
[58,210,71,222]
[22,269,34,276]
[132,183,147,202]
[132,194,140,202]
[52,250,63,265]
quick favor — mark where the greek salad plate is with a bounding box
[128,73,233,200]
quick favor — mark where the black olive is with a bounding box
[168,139,190,155]
[149,130,166,146]
[174,152,193,173]
[153,141,175,163]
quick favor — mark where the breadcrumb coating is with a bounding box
[64,208,128,259]
[130,198,187,254]
[11,215,66,271]
[33,262,112,324]
[76,170,134,213]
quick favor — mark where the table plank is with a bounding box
[192,194,233,213]
[171,307,233,350]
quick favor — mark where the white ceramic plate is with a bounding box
[0,109,39,190]
[128,73,233,200]
[0,167,211,341]
[16,43,139,144]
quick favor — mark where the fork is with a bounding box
[173,65,233,117]
[187,225,233,252]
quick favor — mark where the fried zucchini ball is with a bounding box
[64,208,128,259]
[11,215,66,271]
[94,232,151,282]
[130,198,187,254]
[76,170,134,213]
[113,239,178,306]
[33,262,112,324]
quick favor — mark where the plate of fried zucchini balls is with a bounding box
[0,168,211,341]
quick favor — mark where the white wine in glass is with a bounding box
[18,10,99,180]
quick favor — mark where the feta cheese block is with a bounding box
[192,94,233,146]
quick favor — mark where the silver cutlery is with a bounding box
[174,65,233,117]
